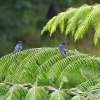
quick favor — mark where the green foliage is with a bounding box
[0,47,100,99]
[69,74,100,100]
[41,4,100,45]
[25,86,48,100]
[0,83,9,96]
[71,96,86,100]
[3,85,26,100]
[49,90,69,100]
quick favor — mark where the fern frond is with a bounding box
[41,16,57,35]
[86,93,100,100]
[34,49,81,85]
[91,6,100,45]
[74,74,100,92]
[25,86,48,100]
[0,83,9,96]
[67,49,80,55]
[93,22,100,45]
[49,13,65,36]
[38,54,62,75]
[41,8,76,35]
[50,8,77,35]
[59,8,77,33]
[34,48,59,65]
[0,49,31,81]
[13,58,38,83]
[3,85,26,100]
[0,54,12,66]
[0,55,16,80]
[58,57,100,88]
[4,62,17,82]
[49,90,69,100]
[0,47,100,99]
[9,48,59,83]
[71,95,86,100]
[86,82,100,97]
[4,48,47,83]
[35,54,62,86]
[75,5,100,41]
[70,75,100,99]
[66,4,91,35]
[48,54,90,81]
[41,4,100,44]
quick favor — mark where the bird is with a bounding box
[13,41,23,54]
[58,42,67,58]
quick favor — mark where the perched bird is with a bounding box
[58,42,67,58]
[13,41,23,54]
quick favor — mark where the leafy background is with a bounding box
[0,0,100,57]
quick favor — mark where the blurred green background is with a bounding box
[0,0,100,57]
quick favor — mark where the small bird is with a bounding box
[58,42,67,58]
[13,41,23,54]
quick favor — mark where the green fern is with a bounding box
[3,85,26,100]
[48,54,90,82]
[69,74,100,99]
[0,83,9,96]
[58,57,100,88]
[75,5,100,41]
[66,4,91,35]
[41,4,100,45]
[49,90,69,100]
[0,47,100,99]
[25,86,48,100]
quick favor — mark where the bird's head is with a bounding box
[18,41,23,44]
[61,42,65,45]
